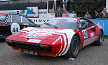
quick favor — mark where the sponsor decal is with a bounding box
[29,29,57,33]
[82,30,88,39]
[28,39,41,43]
[83,36,98,46]
[22,27,33,31]
[31,19,49,23]
[29,18,50,25]
[26,34,38,38]
[90,32,94,37]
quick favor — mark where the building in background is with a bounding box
[0,0,106,17]
[0,0,10,1]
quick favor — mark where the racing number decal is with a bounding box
[82,30,88,39]
[11,23,20,34]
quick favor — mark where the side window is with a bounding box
[12,15,21,23]
[88,20,94,27]
[5,15,11,25]
[79,19,88,29]
[22,16,29,25]
[22,16,36,26]
[22,16,29,22]
[79,19,95,29]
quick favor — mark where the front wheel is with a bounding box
[65,35,80,58]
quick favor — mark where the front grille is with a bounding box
[8,41,51,52]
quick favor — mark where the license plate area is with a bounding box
[24,50,37,55]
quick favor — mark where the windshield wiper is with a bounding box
[44,23,58,28]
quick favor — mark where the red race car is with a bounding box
[6,17,104,58]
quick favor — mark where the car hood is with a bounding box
[6,27,76,46]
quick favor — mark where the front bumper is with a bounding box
[13,47,57,57]
[7,41,51,52]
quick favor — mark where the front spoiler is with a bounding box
[8,41,51,52]
[12,47,57,57]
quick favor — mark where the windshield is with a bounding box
[0,15,6,21]
[41,18,78,29]
[11,15,36,26]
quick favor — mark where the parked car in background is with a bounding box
[6,17,104,58]
[0,13,37,39]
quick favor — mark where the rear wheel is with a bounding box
[65,35,80,58]
[94,31,104,46]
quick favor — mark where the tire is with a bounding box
[94,31,104,46]
[65,35,80,58]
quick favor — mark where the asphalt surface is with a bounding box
[0,38,108,65]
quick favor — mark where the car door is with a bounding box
[79,18,96,47]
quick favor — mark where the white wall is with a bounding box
[0,10,19,14]
[27,0,54,2]
[106,0,108,12]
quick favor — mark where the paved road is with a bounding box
[0,39,108,65]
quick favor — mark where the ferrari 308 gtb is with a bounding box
[6,17,104,58]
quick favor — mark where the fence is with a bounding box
[90,19,108,35]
